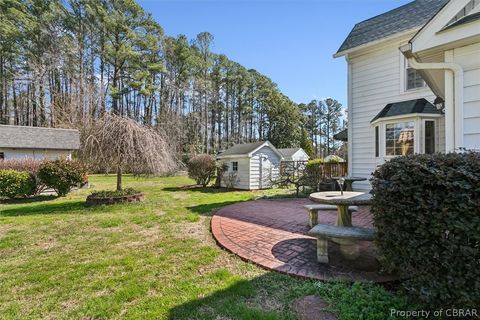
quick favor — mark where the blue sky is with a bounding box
[138,0,411,107]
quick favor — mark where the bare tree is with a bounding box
[82,114,177,191]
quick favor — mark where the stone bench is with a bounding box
[308,224,376,264]
[303,204,358,227]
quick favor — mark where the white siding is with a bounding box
[291,150,309,161]
[219,157,250,190]
[250,146,281,189]
[452,42,480,150]
[348,36,439,191]
[0,148,72,160]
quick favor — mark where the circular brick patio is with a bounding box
[211,199,397,282]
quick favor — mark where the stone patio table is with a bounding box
[309,191,373,259]
[309,191,372,227]
[331,176,367,191]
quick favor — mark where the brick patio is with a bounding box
[211,198,397,282]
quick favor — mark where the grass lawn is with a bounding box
[0,175,409,319]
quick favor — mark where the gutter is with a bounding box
[400,44,464,152]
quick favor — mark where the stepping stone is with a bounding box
[292,295,337,320]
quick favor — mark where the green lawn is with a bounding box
[0,175,409,319]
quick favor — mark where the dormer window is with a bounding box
[406,61,426,90]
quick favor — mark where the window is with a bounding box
[0,152,4,160]
[425,120,436,154]
[232,161,238,172]
[385,122,414,156]
[406,61,426,90]
[375,126,379,157]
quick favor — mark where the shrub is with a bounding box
[38,160,87,196]
[0,159,42,172]
[303,159,326,191]
[187,154,216,187]
[371,152,480,308]
[0,170,37,198]
[0,159,45,194]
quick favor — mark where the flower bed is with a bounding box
[86,188,144,205]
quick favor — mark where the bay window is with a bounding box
[385,121,414,156]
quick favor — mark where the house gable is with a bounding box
[410,0,480,54]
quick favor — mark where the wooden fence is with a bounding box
[280,161,348,179]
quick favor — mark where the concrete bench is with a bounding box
[303,204,358,227]
[308,224,376,264]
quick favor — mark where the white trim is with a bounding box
[422,118,439,154]
[370,113,442,126]
[248,141,284,160]
[374,115,443,160]
[410,0,476,53]
[347,56,353,176]
[216,155,250,160]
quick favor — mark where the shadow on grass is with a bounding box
[0,200,88,217]
[167,272,306,320]
[187,200,249,216]
[0,194,59,204]
[163,186,245,194]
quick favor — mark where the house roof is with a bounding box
[278,148,302,158]
[0,125,80,150]
[217,141,267,157]
[370,98,440,123]
[336,0,449,55]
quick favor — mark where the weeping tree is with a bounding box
[82,114,177,191]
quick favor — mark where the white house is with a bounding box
[278,148,310,162]
[0,125,80,160]
[217,141,284,190]
[334,0,480,190]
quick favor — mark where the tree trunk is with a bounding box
[116,166,122,191]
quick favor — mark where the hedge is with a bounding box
[371,152,480,308]
[0,170,37,198]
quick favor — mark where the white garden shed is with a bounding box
[217,141,284,190]
[278,148,310,162]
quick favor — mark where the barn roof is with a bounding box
[336,0,449,55]
[0,125,80,150]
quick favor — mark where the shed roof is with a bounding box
[217,141,267,157]
[336,0,449,55]
[370,98,440,123]
[0,125,80,150]
[278,148,302,158]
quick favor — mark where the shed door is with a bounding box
[259,155,271,189]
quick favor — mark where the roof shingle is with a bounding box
[0,125,80,150]
[370,98,440,123]
[336,0,449,55]
[278,148,302,158]
[217,141,267,157]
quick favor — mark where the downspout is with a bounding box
[401,44,464,152]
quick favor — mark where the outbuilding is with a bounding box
[278,148,310,162]
[0,125,80,160]
[217,141,283,190]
